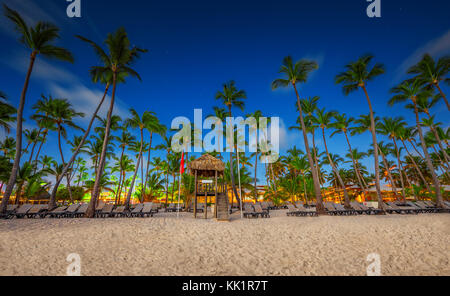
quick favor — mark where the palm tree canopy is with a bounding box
[215,81,247,111]
[335,54,385,94]
[272,56,318,89]
[3,4,74,62]
[408,53,450,86]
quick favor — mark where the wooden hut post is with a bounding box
[194,170,198,219]
[214,170,218,219]
[204,189,208,219]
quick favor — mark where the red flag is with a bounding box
[180,151,185,175]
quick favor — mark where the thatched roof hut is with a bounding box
[188,154,225,177]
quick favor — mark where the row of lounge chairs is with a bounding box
[1,202,160,219]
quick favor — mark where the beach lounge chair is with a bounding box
[261,202,270,212]
[358,203,383,215]
[166,203,176,212]
[0,205,18,219]
[297,203,318,217]
[26,204,48,219]
[72,204,88,218]
[46,206,68,218]
[334,203,357,216]
[97,204,114,218]
[324,202,339,216]
[13,204,34,219]
[111,206,127,218]
[243,203,256,218]
[60,204,81,218]
[139,203,154,217]
[404,201,426,214]
[350,202,367,215]
[286,204,301,216]
[130,203,144,217]
[254,204,270,218]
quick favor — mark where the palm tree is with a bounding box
[397,127,432,194]
[313,108,351,207]
[377,117,408,202]
[331,113,367,193]
[369,141,398,196]
[45,99,84,205]
[113,154,134,205]
[0,5,74,213]
[389,80,444,208]
[215,81,247,206]
[408,54,450,111]
[77,28,147,217]
[48,68,120,209]
[0,92,16,134]
[272,56,324,213]
[289,155,310,204]
[143,113,166,200]
[123,109,148,208]
[247,110,264,202]
[335,54,385,210]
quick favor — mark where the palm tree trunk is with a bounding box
[434,83,450,112]
[49,83,109,210]
[322,128,350,207]
[227,107,241,207]
[362,85,384,211]
[379,149,398,196]
[140,149,145,203]
[124,129,144,210]
[115,168,123,205]
[429,124,450,165]
[344,131,368,193]
[400,139,432,194]
[87,75,117,218]
[412,101,443,207]
[1,51,37,214]
[301,172,308,204]
[34,131,47,165]
[392,138,406,202]
[292,84,324,213]
[143,132,153,199]
[57,128,74,204]
[254,151,258,201]
[165,169,169,206]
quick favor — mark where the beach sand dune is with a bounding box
[0,210,449,276]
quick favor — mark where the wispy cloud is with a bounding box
[395,29,450,82]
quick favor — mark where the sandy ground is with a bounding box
[0,210,449,276]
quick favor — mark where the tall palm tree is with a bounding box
[114,129,135,204]
[369,141,397,196]
[271,56,324,213]
[0,5,74,213]
[408,54,450,111]
[143,113,166,199]
[123,109,148,209]
[377,117,408,202]
[331,114,367,193]
[246,110,263,202]
[335,54,385,210]
[397,127,432,194]
[45,99,84,205]
[48,69,121,209]
[0,92,16,134]
[389,79,444,207]
[215,81,247,206]
[313,108,351,207]
[77,28,147,217]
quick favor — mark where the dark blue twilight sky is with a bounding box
[0,0,449,185]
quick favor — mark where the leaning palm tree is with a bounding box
[46,99,84,205]
[271,56,324,213]
[377,117,408,202]
[215,81,247,206]
[0,5,74,213]
[77,28,147,217]
[313,108,351,208]
[48,69,123,209]
[408,54,450,111]
[331,113,367,193]
[389,79,444,207]
[335,54,385,210]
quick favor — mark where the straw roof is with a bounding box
[188,154,225,174]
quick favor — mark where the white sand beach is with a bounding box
[1,210,449,276]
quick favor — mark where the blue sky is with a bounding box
[0,0,449,185]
